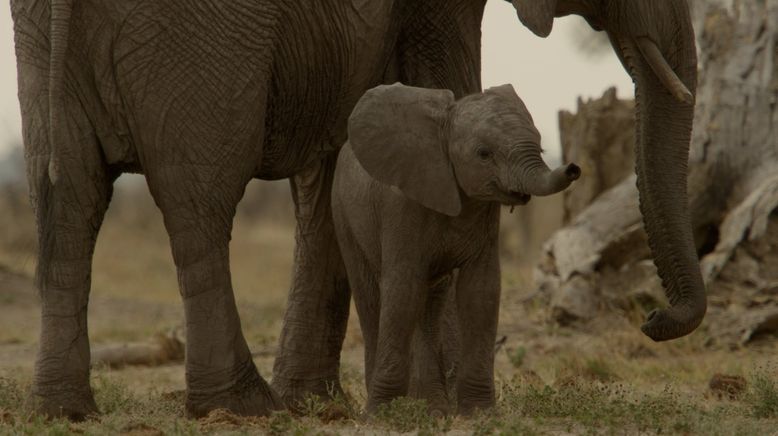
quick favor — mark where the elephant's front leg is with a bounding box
[368,270,426,412]
[272,153,351,408]
[455,245,501,415]
[408,274,456,415]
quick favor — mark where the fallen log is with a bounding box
[91,328,184,368]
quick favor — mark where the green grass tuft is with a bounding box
[508,346,527,368]
[583,358,616,382]
[374,397,452,434]
[0,377,24,411]
[747,370,778,418]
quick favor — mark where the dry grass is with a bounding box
[1,178,777,434]
[0,358,777,435]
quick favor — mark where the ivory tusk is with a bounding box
[635,37,694,105]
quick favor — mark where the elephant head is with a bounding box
[347,83,579,217]
[510,0,704,341]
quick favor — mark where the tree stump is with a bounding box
[559,87,635,223]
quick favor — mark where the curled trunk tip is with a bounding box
[564,163,581,181]
[522,162,580,197]
[641,300,707,342]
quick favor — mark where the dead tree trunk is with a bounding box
[538,0,778,346]
[559,87,635,223]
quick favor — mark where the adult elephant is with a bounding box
[11,0,703,420]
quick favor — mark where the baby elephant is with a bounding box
[332,83,579,414]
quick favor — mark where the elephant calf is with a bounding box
[332,83,580,414]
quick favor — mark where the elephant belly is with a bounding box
[113,1,280,169]
[108,0,393,179]
[255,0,396,180]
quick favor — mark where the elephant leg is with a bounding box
[149,165,282,418]
[272,153,351,408]
[408,274,454,415]
[454,248,500,415]
[343,253,379,392]
[27,139,113,421]
[367,273,425,412]
[438,276,462,404]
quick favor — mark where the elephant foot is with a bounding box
[365,398,384,415]
[389,396,451,417]
[366,396,450,417]
[270,375,344,413]
[409,384,451,417]
[456,399,494,417]
[426,397,451,417]
[27,384,99,421]
[456,380,495,416]
[185,360,284,418]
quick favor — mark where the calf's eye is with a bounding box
[477,148,492,161]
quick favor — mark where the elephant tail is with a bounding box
[48,0,73,180]
[35,0,73,289]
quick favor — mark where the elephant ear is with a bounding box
[486,84,526,111]
[348,83,461,216]
[509,0,558,37]
[485,84,538,129]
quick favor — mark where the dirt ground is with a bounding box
[1,181,777,434]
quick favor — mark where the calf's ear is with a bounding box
[348,83,461,216]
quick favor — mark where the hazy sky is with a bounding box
[0,1,633,162]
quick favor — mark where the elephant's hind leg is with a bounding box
[148,164,282,418]
[27,130,113,421]
[272,153,351,409]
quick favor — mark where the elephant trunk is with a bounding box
[613,29,706,341]
[511,158,580,197]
